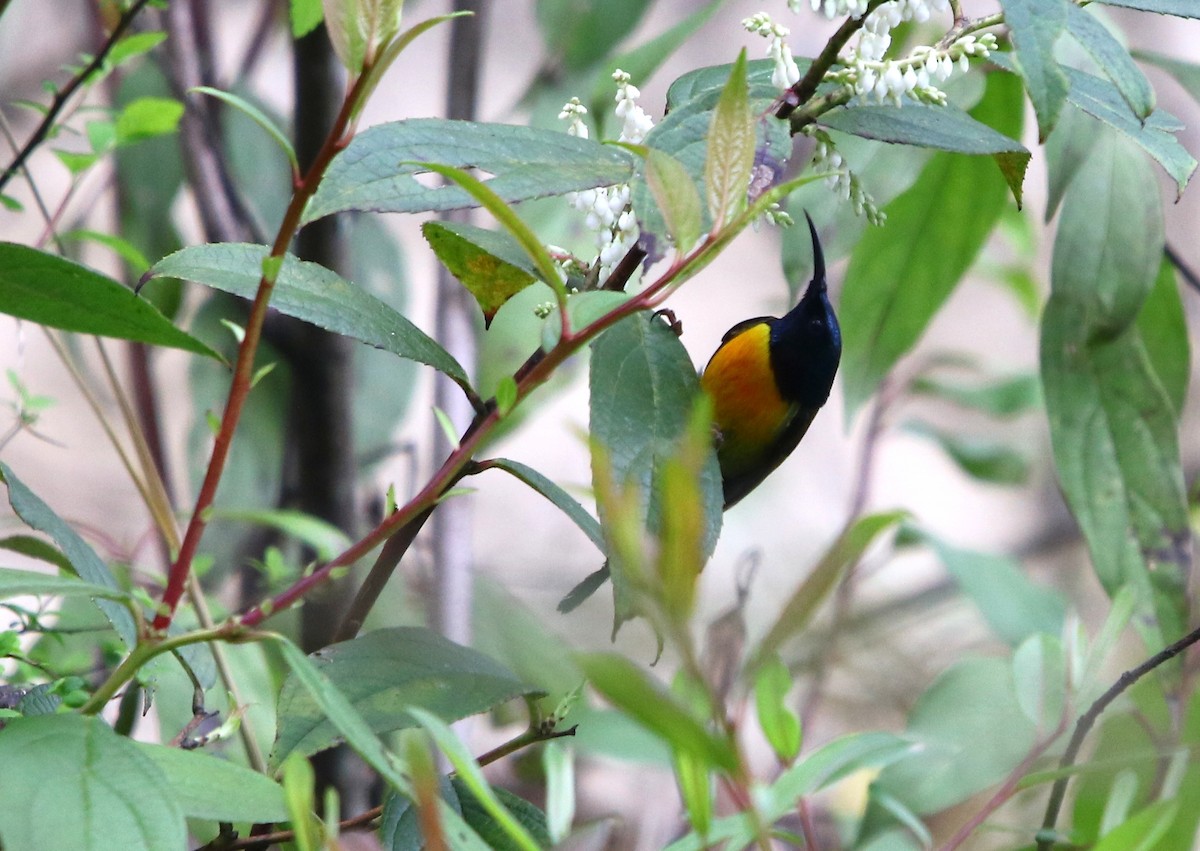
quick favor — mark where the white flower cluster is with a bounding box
[560,70,653,283]
[743,13,801,89]
[803,0,871,18]
[806,128,885,225]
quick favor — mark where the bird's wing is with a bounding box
[720,404,819,509]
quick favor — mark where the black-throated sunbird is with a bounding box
[702,210,841,508]
[558,212,840,612]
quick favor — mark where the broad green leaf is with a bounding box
[537,0,652,71]
[838,71,1021,421]
[136,743,289,823]
[646,149,703,253]
[903,421,1030,485]
[212,507,352,561]
[1093,800,1180,851]
[666,58,796,111]
[749,511,905,671]
[631,62,792,258]
[411,709,543,851]
[0,463,136,647]
[909,372,1041,417]
[1041,128,1189,648]
[930,539,1065,645]
[115,96,184,145]
[1095,0,1200,16]
[290,0,324,36]
[107,32,167,67]
[272,627,535,766]
[1012,634,1066,730]
[1138,258,1191,418]
[704,50,754,228]
[422,222,539,327]
[485,459,604,551]
[304,119,634,222]
[0,715,185,850]
[1001,0,1069,140]
[148,242,470,390]
[588,314,722,633]
[754,654,802,764]
[1064,67,1195,196]
[1065,3,1154,121]
[453,779,553,851]
[0,535,72,573]
[875,657,1038,813]
[1045,104,1101,220]
[577,651,737,771]
[0,243,219,360]
[190,86,298,172]
[0,567,130,602]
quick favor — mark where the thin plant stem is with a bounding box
[0,0,155,195]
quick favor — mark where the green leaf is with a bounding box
[537,0,652,71]
[754,655,801,764]
[1040,127,1189,648]
[305,119,634,223]
[148,242,470,391]
[1065,3,1154,121]
[0,567,131,602]
[272,627,536,766]
[928,537,1066,646]
[1137,257,1191,418]
[909,372,1041,417]
[485,459,604,551]
[674,749,713,838]
[0,535,72,573]
[114,96,184,145]
[0,243,219,360]
[749,511,905,671]
[577,651,737,771]
[453,779,553,851]
[422,221,540,326]
[61,229,152,274]
[588,314,722,634]
[136,743,290,823]
[875,657,1039,813]
[542,742,574,843]
[704,49,754,228]
[1093,799,1180,851]
[413,162,564,298]
[107,31,167,67]
[1064,67,1196,197]
[280,752,321,851]
[903,421,1030,485]
[189,86,299,172]
[0,715,186,850]
[838,71,1021,421]
[1012,633,1066,729]
[816,100,1029,154]
[0,463,136,647]
[290,0,324,36]
[646,149,703,253]
[212,507,352,561]
[1045,103,1101,221]
[1001,0,1069,140]
[1095,0,1200,16]
[321,0,404,73]
[411,709,543,851]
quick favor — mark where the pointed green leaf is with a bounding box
[749,511,905,671]
[1012,633,1066,729]
[114,96,184,145]
[422,221,540,326]
[1095,0,1200,16]
[0,568,130,602]
[135,743,290,823]
[452,779,553,851]
[0,715,186,851]
[190,86,298,172]
[272,627,536,766]
[1001,0,1069,140]
[1134,50,1200,107]
[903,420,1030,484]
[0,463,136,647]
[838,72,1022,421]
[0,243,219,360]
[646,148,703,253]
[754,654,802,764]
[577,651,738,771]
[704,49,754,228]
[290,0,324,36]
[1137,258,1190,417]
[538,0,652,72]
[1041,128,1189,648]
[148,242,470,391]
[107,31,168,67]
[305,119,634,222]
[909,372,1041,417]
[485,459,604,551]
[1065,3,1154,121]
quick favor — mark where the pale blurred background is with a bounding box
[1,2,1199,848]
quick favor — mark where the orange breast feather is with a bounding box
[700,323,795,476]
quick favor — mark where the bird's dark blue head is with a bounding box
[769,212,842,407]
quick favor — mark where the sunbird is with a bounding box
[559,213,840,613]
[701,211,841,508]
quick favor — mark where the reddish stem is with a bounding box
[153,71,370,632]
